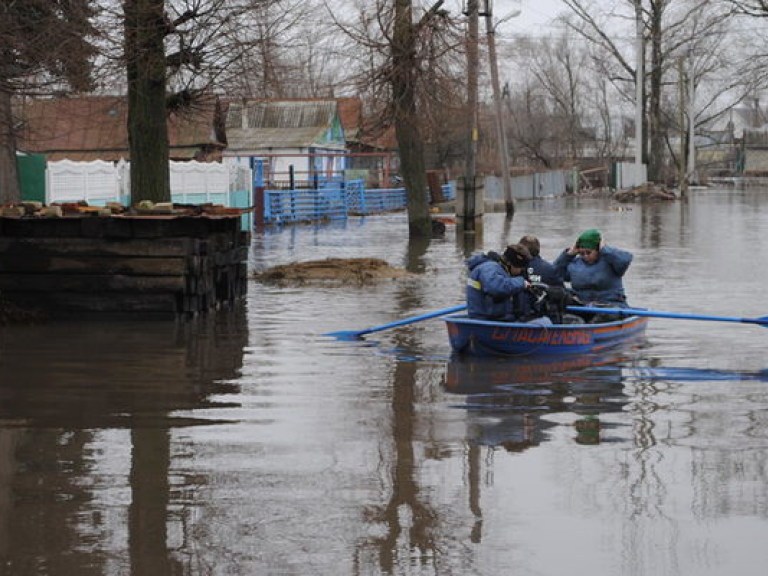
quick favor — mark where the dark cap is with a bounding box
[502,244,531,268]
[518,235,540,257]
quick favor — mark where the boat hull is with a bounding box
[444,314,648,357]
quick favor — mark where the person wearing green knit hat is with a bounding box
[553,229,634,312]
[575,229,601,251]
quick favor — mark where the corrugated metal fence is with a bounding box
[483,170,573,209]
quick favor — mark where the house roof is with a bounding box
[336,96,397,151]
[336,97,362,142]
[223,99,345,152]
[16,95,223,162]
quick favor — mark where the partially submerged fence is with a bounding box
[43,159,458,227]
[261,181,455,225]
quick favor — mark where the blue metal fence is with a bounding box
[441,181,456,202]
[349,187,407,215]
[264,187,348,224]
[261,180,455,225]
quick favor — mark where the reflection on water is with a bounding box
[443,350,638,449]
[444,351,768,452]
[1,190,768,574]
[0,305,247,575]
[358,331,440,573]
[0,304,247,427]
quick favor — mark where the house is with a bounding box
[15,95,400,187]
[222,98,348,186]
[336,97,398,153]
[741,128,768,174]
[15,95,225,162]
[695,98,768,177]
[335,97,399,186]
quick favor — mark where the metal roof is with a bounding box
[224,100,345,151]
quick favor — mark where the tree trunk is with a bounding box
[392,0,431,239]
[124,0,171,205]
[0,88,20,204]
[647,3,665,182]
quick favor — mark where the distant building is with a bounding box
[222,98,347,186]
[702,97,768,176]
[15,95,224,162]
[742,128,768,174]
[335,97,399,186]
[14,94,401,187]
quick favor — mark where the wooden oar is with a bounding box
[567,305,768,328]
[325,304,467,340]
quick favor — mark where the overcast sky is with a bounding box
[464,0,572,37]
[502,0,568,28]
[468,0,569,29]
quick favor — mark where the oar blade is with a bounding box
[323,330,368,340]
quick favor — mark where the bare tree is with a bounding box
[729,0,768,14]
[327,0,464,238]
[118,0,312,204]
[558,0,737,182]
[212,0,338,98]
[523,34,589,163]
[0,0,98,203]
[504,83,557,168]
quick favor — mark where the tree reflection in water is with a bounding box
[0,305,247,575]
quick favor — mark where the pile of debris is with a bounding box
[0,200,251,219]
[254,258,412,286]
[614,184,677,203]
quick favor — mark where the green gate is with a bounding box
[17,152,46,203]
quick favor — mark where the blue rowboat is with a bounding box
[443,314,648,357]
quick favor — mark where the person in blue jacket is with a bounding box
[554,229,633,307]
[518,234,564,287]
[466,244,551,324]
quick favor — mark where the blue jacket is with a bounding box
[466,253,528,320]
[553,245,633,305]
[526,255,564,287]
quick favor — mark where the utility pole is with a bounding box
[461,0,480,233]
[482,0,515,217]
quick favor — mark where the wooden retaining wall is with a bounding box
[0,215,249,319]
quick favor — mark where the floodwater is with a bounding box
[0,187,767,576]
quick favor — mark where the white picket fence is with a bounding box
[46,159,252,206]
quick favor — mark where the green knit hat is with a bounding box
[576,229,601,250]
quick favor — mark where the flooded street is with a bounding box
[1,187,767,575]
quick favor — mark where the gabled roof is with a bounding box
[336,96,397,151]
[223,99,345,152]
[16,95,223,162]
